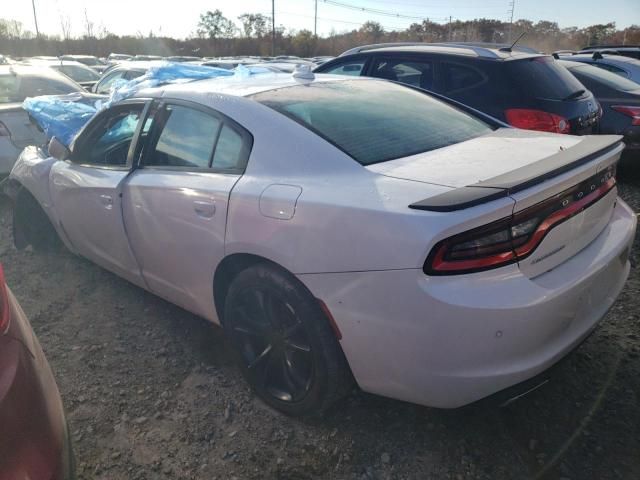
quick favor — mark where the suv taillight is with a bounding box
[611,105,640,126]
[505,108,571,134]
[0,264,10,333]
[425,165,616,275]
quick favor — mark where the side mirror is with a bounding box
[48,137,71,161]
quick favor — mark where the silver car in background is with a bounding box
[0,65,83,175]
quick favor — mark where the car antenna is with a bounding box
[499,32,526,53]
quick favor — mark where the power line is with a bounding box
[321,0,430,21]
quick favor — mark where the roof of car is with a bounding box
[338,43,542,61]
[137,73,363,100]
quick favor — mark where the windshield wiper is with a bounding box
[563,89,586,101]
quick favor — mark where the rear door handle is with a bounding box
[99,194,113,209]
[194,200,216,218]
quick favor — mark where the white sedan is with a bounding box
[5,73,636,415]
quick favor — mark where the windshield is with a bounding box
[564,62,640,92]
[56,65,100,82]
[0,73,81,103]
[506,56,587,100]
[253,80,491,165]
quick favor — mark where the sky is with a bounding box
[3,0,639,39]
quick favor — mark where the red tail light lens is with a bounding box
[505,108,571,134]
[0,121,11,137]
[425,165,617,275]
[611,105,640,126]
[0,264,10,333]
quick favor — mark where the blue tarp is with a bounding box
[23,62,271,147]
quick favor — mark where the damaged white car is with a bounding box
[4,73,637,415]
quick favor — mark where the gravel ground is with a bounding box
[1,166,639,480]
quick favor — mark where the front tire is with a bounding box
[223,263,352,416]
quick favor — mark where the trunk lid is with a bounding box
[383,128,624,278]
[367,128,584,188]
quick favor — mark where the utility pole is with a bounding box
[272,0,276,56]
[448,16,452,42]
[508,0,515,42]
[31,0,40,37]
[314,0,318,37]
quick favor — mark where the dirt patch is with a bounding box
[1,170,639,480]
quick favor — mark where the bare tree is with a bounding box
[60,14,71,41]
[84,9,94,38]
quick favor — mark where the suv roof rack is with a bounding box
[339,42,505,59]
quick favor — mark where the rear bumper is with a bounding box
[299,199,636,408]
[0,289,74,479]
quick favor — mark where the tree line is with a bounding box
[1,11,639,58]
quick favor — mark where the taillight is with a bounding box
[0,121,11,137]
[0,264,10,333]
[425,165,617,275]
[505,108,571,134]
[611,105,640,126]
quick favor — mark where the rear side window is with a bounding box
[253,80,491,165]
[147,105,221,168]
[371,58,434,90]
[441,63,486,93]
[506,56,586,100]
[322,60,366,76]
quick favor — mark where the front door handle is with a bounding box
[99,194,113,209]
[193,200,216,218]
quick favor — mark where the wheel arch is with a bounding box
[213,253,290,324]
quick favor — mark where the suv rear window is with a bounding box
[253,80,491,165]
[565,63,640,92]
[506,56,586,100]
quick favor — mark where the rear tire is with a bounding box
[223,263,352,416]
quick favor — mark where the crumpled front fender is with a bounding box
[5,146,58,210]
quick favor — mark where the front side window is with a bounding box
[253,80,491,165]
[372,58,434,90]
[322,60,366,76]
[57,65,100,83]
[146,105,221,169]
[75,105,143,166]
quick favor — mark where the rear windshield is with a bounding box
[564,63,640,92]
[0,73,81,103]
[506,56,586,100]
[56,65,100,82]
[252,80,491,165]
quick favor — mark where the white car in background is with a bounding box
[5,73,636,415]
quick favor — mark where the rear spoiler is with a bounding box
[410,136,624,212]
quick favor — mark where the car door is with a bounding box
[122,100,252,321]
[49,100,149,286]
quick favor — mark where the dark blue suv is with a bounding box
[315,43,601,135]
